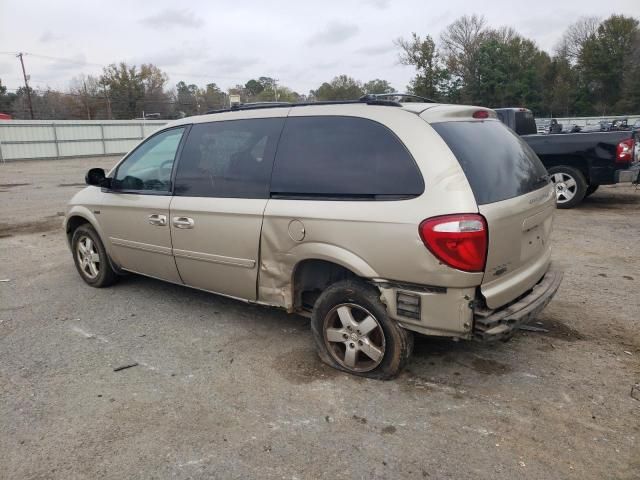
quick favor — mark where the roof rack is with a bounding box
[204,96,406,115]
[360,92,436,103]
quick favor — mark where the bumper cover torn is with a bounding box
[474,270,563,341]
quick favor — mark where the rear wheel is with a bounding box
[71,224,118,288]
[585,184,599,197]
[311,279,413,380]
[548,166,587,209]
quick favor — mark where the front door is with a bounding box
[98,126,186,283]
[169,116,285,300]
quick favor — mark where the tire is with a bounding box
[548,166,588,209]
[311,279,414,380]
[71,224,118,288]
[585,184,599,197]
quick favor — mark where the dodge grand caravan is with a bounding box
[64,96,563,379]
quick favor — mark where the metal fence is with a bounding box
[0,120,168,162]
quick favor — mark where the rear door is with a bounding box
[431,119,555,309]
[169,116,285,300]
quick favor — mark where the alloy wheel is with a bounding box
[551,172,577,204]
[323,303,386,373]
[76,235,100,279]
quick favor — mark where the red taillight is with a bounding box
[473,110,489,119]
[419,214,488,272]
[616,138,635,164]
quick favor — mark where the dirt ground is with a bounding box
[1,157,639,479]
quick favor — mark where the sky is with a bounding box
[0,0,638,94]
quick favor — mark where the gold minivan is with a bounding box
[65,97,562,379]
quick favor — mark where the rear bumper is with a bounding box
[614,163,640,183]
[473,269,563,341]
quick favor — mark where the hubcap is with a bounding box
[551,172,577,204]
[323,303,386,373]
[76,235,100,279]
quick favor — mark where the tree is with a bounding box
[311,75,364,100]
[100,63,170,119]
[578,15,639,114]
[555,16,600,63]
[396,33,449,100]
[0,78,17,114]
[439,14,488,103]
[362,79,394,94]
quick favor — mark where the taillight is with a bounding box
[616,138,635,164]
[419,214,488,272]
[473,110,489,119]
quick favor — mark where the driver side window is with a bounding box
[113,127,186,192]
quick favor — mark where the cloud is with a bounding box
[140,9,204,29]
[204,56,260,74]
[39,31,63,42]
[307,21,359,46]
[362,0,390,8]
[355,44,395,55]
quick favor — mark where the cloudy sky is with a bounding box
[0,0,638,94]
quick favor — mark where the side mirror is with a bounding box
[85,168,106,186]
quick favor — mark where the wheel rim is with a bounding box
[323,303,386,373]
[551,172,577,204]
[76,235,100,279]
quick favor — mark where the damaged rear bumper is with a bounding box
[473,270,563,341]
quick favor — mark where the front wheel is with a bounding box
[71,224,118,288]
[548,166,588,209]
[311,279,413,380]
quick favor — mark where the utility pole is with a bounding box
[101,82,112,119]
[82,79,91,120]
[17,53,34,119]
[273,79,279,102]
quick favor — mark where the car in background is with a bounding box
[64,97,562,379]
[496,107,638,208]
[0,113,11,120]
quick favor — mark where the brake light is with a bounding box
[419,214,488,272]
[616,138,635,163]
[473,110,489,119]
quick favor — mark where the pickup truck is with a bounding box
[495,108,639,208]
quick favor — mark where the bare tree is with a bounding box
[555,16,600,62]
[440,14,488,76]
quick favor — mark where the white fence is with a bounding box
[0,120,168,162]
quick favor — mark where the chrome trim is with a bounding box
[109,237,172,256]
[173,248,256,268]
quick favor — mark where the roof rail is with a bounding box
[204,97,404,115]
[360,93,436,103]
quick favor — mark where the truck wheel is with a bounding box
[71,224,119,288]
[311,279,413,380]
[548,166,587,209]
[585,184,599,197]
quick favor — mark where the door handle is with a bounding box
[148,214,167,226]
[173,216,195,229]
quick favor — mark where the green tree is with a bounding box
[245,79,264,97]
[100,63,170,119]
[311,75,363,100]
[396,33,449,100]
[362,79,394,94]
[0,78,17,114]
[578,15,639,114]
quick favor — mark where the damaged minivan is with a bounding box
[65,96,562,379]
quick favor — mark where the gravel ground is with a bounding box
[1,157,639,480]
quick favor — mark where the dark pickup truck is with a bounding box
[495,108,639,208]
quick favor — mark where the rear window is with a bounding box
[270,116,424,199]
[432,120,549,205]
[515,111,537,135]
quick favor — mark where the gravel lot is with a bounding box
[1,157,639,479]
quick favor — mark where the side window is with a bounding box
[270,116,424,199]
[113,127,185,192]
[174,118,284,198]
